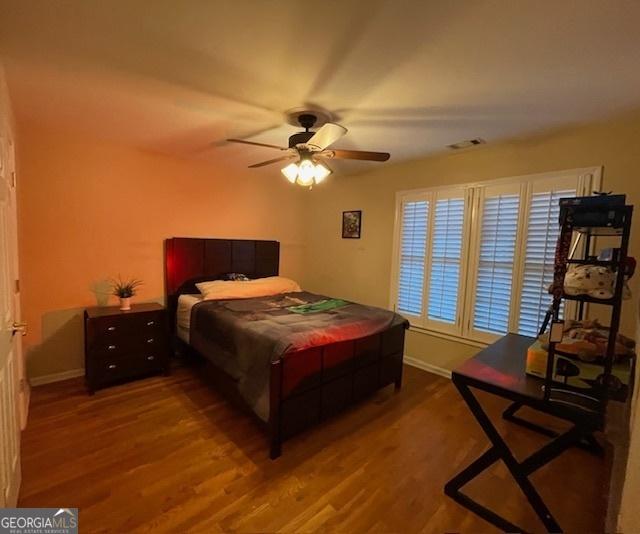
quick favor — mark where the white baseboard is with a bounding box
[30,368,84,386]
[404,356,452,379]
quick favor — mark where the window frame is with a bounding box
[389,167,602,345]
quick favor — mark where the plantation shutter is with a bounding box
[427,190,465,326]
[396,198,429,317]
[472,187,521,335]
[392,168,594,340]
[517,182,577,336]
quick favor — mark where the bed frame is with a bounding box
[165,237,407,458]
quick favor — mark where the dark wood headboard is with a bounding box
[164,237,280,328]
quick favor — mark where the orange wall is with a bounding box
[17,124,307,379]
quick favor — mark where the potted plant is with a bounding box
[111,277,143,311]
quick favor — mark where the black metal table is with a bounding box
[444,334,603,533]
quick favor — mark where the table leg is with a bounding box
[446,380,564,533]
[503,401,559,437]
[519,424,590,476]
[503,401,603,456]
[444,447,525,533]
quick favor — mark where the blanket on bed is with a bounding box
[189,291,408,421]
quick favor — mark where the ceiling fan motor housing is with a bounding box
[288,131,314,148]
[288,113,318,148]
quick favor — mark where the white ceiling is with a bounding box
[1,0,640,174]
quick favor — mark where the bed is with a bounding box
[165,237,408,458]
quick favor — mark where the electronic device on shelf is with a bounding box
[559,193,627,229]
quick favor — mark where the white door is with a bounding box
[0,134,24,507]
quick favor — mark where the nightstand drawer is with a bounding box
[90,352,164,385]
[91,312,164,342]
[90,334,164,359]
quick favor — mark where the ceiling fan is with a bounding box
[227,113,390,187]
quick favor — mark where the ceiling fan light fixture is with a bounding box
[313,162,331,183]
[296,159,315,186]
[281,162,298,183]
[280,159,332,187]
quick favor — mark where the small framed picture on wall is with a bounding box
[342,210,362,239]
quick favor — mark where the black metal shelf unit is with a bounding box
[544,198,633,421]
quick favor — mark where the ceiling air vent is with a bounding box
[447,138,486,150]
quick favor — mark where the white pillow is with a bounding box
[196,276,301,300]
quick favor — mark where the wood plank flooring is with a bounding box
[19,365,606,533]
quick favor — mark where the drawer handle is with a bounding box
[146,338,154,344]
[107,345,116,350]
[107,326,116,332]
[147,320,155,326]
[108,364,117,370]
[147,355,155,361]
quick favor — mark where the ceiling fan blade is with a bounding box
[204,124,283,149]
[321,149,390,162]
[227,139,288,150]
[248,155,296,168]
[306,123,348,150]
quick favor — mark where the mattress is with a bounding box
[176,294,202,343]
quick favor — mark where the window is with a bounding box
[397,199,428,316]
[427,190,466,329]
[391,168,600,343]
[518,187,575,336]
[473,188,520,335]
[395,188,468,331]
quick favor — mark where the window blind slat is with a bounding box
[473,193,520,335]
[397,200,428,316]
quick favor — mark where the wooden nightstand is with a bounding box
[84,302,170,394]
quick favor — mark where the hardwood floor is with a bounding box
[19,365,605,533]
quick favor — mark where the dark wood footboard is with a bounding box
[177,322,406,459]
[269,322,406,459]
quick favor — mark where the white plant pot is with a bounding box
[119,297,131,311]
